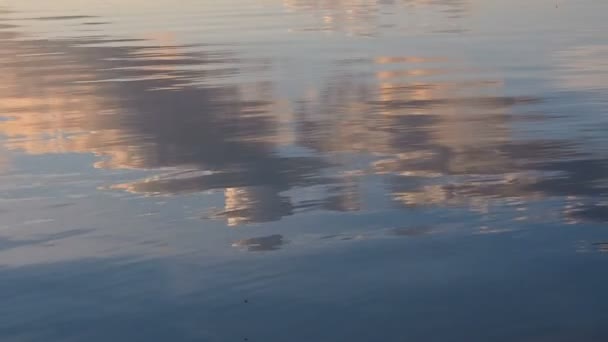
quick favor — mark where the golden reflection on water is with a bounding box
[1,4,608,227]
[292,54,547,211]
[0,29,558,226]
[0,21,318,226]
[0,34,277,166]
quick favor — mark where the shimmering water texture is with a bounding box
[2,1,608,341]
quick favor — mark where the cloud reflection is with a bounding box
[0,17,333,227]
[293,53,608,219]
[2,9,608,229]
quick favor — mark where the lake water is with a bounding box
[2,0,608,341]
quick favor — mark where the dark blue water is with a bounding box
[2,0,608,341]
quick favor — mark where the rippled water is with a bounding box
[2,0,608,341]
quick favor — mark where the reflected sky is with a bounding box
[1,0,608,231]
[2,1,608,341]
[282,0,471,35]
[0,1,606,237]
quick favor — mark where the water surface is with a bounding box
[2,0,608,341]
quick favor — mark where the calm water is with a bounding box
[2,0,608,341]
